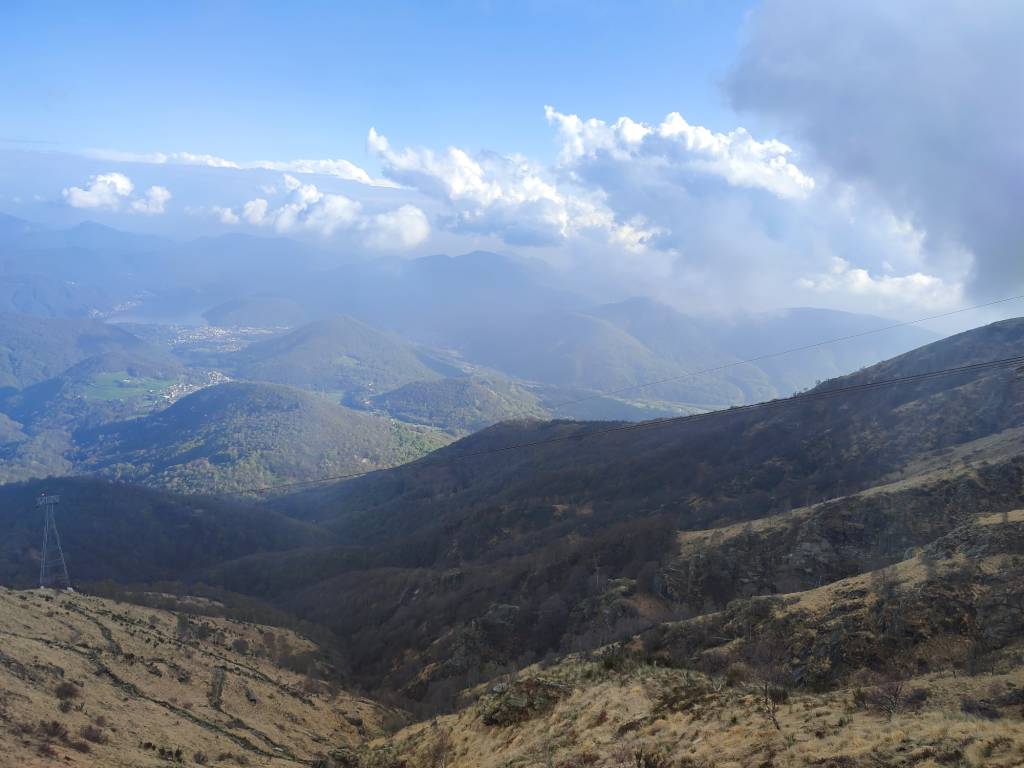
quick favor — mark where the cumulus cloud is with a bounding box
[365,111,975,312]
[797,257,962,311]
[62,172,171,214]
[367,126,659,250]
[213,206,240,225]
[219,174,429,249]
[728,0,1024,298]
[130,185,171,214]
[545,106,815,199]
[242,198,269,226]
[63,172,134,209]
[367,108,815,260]
[362,205,431,250]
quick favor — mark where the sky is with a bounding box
[2,0,1022,322]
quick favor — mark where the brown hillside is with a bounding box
[0,588,396,767]
[356,511,1024,768]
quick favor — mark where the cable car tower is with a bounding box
[37,492,71,591]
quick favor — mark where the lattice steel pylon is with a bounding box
[37,492,71,590]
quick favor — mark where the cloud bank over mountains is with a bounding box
[29,1,1020,315]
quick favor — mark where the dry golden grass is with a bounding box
[367,509,1024,768]
[0,588,394,767]
[369,659,1024,768]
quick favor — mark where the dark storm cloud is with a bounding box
[728,0,1024,297]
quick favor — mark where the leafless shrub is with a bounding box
[558,751,599,767]
[54,681,79,701]
[426,723,455,768]
[725,661,752,687]
[36,742,57,758]
[38,719,68,740]
[631,746,672,768]
[78,723,108,744]
[66,738,91,753]
[856,680,929,718]
[961,696,1002,720]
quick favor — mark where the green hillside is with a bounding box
[202,296,312,328]
[226,315,442,398]
[371,374,548,433]
[75,380,451,495]
[0,314,177,389]
[455,305,777,409]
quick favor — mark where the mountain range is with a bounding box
[0,215,948,499]
[1,316,1021,715]
[1,307,1024,767]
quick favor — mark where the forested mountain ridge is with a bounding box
[370,374,549,434]
[209,316,1024,703]
[224,315,445,399]
[74,380,450,495]
[284,317,1024,547]
[0,476,331,587]
[0,313,177,390]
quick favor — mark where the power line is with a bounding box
[548,293,1024,410]
[246,351,1024,495]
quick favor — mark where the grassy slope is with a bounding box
[0,588,394,767]
[366,512,1024,767]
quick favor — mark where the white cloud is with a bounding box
[545,106,815,199]
[213,206,240,225]
[130,185,171,214]
[219,174,429,249]
[242,198,269,226]
[365,108,815,265]
[362,204,430,249]
[84,147,395,186]
[62,172,172,214]
[253,158,396,186]
[798,257,962,310]
[367,126,657,250]
[84,149,240,168]
[63,172,134,209]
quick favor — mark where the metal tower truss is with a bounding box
[37,493,71,591]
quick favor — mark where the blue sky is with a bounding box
[2,0,753,164]
[1,1,1021,322]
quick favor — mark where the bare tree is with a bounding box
[426,722,454,768]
